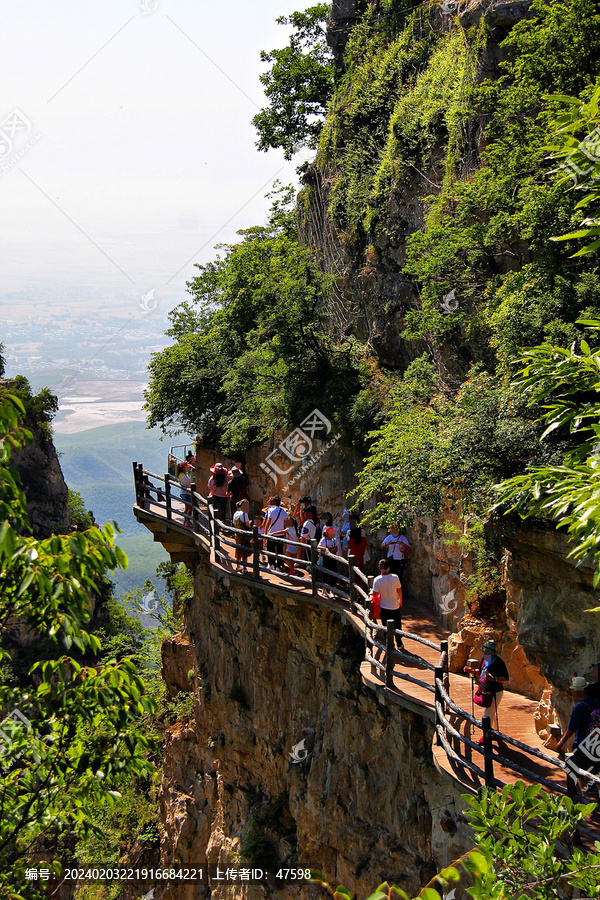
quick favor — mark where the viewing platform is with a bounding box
[133,460,600,838]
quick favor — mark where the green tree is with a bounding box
[547,83,600,255]
[0,343,5,379]
[0,393,155,896]
[253,4,334,159]
[144,191,367,452]
[68,489,95,531]
[493,316,600,583]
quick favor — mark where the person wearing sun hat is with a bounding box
[464,639,509,738]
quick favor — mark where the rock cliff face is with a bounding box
[195,433,600,730]
[157,554,472,899]
[12,419,70,538]
[2,380,71,539]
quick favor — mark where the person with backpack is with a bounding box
[207,463,229,521]
[557,676,600,795]
[464,639,508,741]
[557,677,600,754]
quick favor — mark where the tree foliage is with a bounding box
[144,190,372,452]
[313,782,600,900]
[253,4,334,159]
[493,317,600,582]
[0,393,155,896]
[547,83,600,255]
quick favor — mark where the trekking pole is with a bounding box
[471,675,475,719]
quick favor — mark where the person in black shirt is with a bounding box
[587,662,600,700]
[465,639,509,739]
[227,461,249,506]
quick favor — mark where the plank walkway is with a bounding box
[133,478,600,839]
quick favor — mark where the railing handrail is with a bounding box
[132,462,600,817]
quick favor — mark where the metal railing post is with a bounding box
[191,490,198,533]
[440,639,449,694]
[482,713,495,787]
[367,575,374,662]
[310,540,318,597]
[208,503,217,555]
[132,461,139,504]
[164,474,172,521]
[434,665,443,746]
[252,526,260,581]
[386,620,395,688]
[348,555,356,613]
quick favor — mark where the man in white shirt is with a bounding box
[382,524,410,580]
[297,507,317,562]
[372,557,405,651]
[264,497,287,569]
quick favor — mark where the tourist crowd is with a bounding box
[173,453,600,795]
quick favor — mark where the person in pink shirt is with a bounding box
[208,462,229,521]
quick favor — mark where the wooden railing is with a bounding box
[132,462,600,812]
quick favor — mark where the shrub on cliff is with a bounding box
[144,188,379,452]
[313,781,600,899]
[0,393,155,897]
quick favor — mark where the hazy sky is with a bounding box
[0,0,310,312]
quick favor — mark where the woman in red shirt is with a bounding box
[347,518,367,571]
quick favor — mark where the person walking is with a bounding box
[317,526,340,596]
[320,513,341,554]
[372,558,405,652]
[382,524,410,580]
[556,676,600,794]
[297,506,317,563]
[347,516,367,571]
[465,639,508,740]
[556,676,600,754]
[263,497,287,570]
[207,463,229,522]
[177,463,193,527]
[228,461,249,506]
[233,499,252,572]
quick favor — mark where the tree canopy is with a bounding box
[252,4,334,159]
[143,190,373,453]
[0,393,155,895]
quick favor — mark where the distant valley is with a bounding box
[53,419,191,596]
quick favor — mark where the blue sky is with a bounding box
[0,0,311,310]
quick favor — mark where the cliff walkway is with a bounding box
[132,462,600,836]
